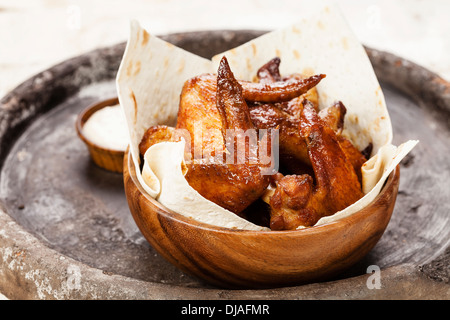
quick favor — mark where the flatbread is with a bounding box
[211,5,392,155]
[142,141,268,230]
[116,20,211,198]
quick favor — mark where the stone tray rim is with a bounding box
[0,30,449,300]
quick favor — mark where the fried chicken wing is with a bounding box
[182,56,272,214]
[266,101,364,230]
[139,125,175,157]
[241,73,325,103]
[249,100,367,181]
[255,57,320,116]
[256,57,282,83]
[140,58,273,214]
[139,56,365,227]
[249,58,368,181]
[249,103,310,170]
[318,101,346,134]
[175,73,224,160]
[173,67,323,159]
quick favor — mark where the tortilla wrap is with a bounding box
[116,4,417,230]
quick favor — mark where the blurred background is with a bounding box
[0,0,449,100]
[0,0,449,300]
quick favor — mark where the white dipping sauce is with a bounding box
[83,104,128,151]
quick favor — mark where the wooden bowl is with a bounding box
[123,149,400,289]
[76,97,125,173]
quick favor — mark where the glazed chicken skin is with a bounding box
[249,100,368,182]
[140,58,267,214]
[174,73,223,160]
[174,58,325,214]
[248,57,368,182]
[175,63,325,160]
[140,57,325,215]
[254,57,320,114]
[141,56,325,161]
[139,56,365,229]
[250,58,366,229]
[182,56,272,214]
[266,101,364,230]
[239,73,325,103]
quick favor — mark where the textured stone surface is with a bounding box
[0,31,449,299]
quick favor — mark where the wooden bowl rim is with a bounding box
[124,148,400,236]
[75,97,125,156]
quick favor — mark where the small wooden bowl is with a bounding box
[76,97,125,173]
[123,149,400,289]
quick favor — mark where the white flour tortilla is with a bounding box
[116,4,417,230]
[142,141,268,230]
[116,20,211,199]
[211,5,391,154]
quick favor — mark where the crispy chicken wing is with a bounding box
[182,56,274,214]
[240,73,325,103]
[139,56,364,227]
[249,100,367,181]
[140,57,282,214]
[173,62,324,160]
[255,57,321,115]
[175,73,224,160]
[266,101,364,230]
[139,125,176,157]
[256,57,282,83]
[249,57,368,181]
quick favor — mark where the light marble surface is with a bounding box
[0,0,449,100]
[0,0,449,300]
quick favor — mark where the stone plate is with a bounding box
[0,30,449,299]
